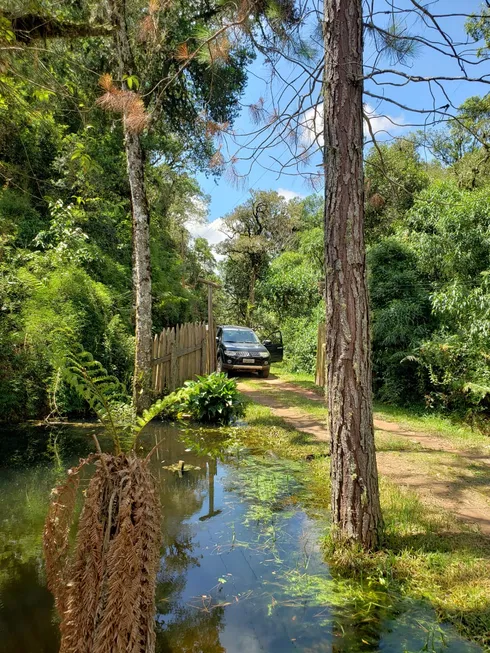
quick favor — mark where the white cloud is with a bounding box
[277,188,306,202]
[188,196,208,222]
[302,102,405,146]
[364,103,405,138]
[302,104,324,146]
[186,217,228,247]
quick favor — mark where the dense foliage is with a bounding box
[155,372,244,424]
[216,193,324,373]
[3,2,490,426]
[0,2,251,421]
[218,97,490,423]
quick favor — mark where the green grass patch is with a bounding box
[239,398,490,648]
[270,363,324,394]
[239,381,328,419]
[373,402,490,451]
[238,401,330,464]
[375,432,424,452]
[324,477,490,649]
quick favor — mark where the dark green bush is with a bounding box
[159,373,244,425]
[368,238,434,404]
[185,373,244,424]
[282,313,322,375]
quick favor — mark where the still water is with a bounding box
[0,422,483,653]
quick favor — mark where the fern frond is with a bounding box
[61,343,132,453]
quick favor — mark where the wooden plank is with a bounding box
[159,331,165,394]
[153,332,159,394]
[207,286,214,373]
[187,324,190,381]
[193,323,198,379]
[201,322,207,375]
[151,334,158,390]
[181,323,185,387]
[190,323,194,380]
[163,327,169,392]
[171,325,179,391]
[154,333,159,393]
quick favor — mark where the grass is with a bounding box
[374,432,424,452]
[237,401,330,463]
[373,402,490,451]
[269,362,324,394]
[237,397,490,649]
[326,477,490,650]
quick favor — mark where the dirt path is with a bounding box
[237,375,490,535]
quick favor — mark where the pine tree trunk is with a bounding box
[106,0,153,412]
[125,130,153,412]
[323,0,383,549]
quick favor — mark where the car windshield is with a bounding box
[222,328,260,344]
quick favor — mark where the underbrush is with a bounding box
[325,478,490,649]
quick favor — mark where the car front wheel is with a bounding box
[258,368,270,379]
[216,356,226,375]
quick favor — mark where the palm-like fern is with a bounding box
[61,343,168,454]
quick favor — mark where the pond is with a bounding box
[0,421,483,653]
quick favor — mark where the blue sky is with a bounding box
[191,0,489,246]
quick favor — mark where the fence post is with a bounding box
[170,328,178,391]
[201,324,207,375]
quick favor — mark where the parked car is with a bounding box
[216,325,283,378]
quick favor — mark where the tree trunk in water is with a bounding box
[323,0,383,549]
[125,130,153,412]
[106,0,153,412]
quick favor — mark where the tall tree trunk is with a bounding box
[125,130,153,411]
[323,0,383,548]
[107,0,153,412]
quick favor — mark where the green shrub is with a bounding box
[185,373,244,424]
[368,238,434,404]
[282,311,323,375]
[159,373,244,425]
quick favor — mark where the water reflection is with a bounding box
[0,421,484,653]
[0,561,59,653]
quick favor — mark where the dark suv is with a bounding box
[216,325,283,378]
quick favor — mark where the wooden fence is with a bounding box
[315,322,326,388]
[151,322,215,394]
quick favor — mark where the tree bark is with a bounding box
[323,0,383,549]
[106,0,153,412]
[125,130,153,412]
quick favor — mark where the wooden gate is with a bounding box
[151,322,214,394]
[315,322,326,388]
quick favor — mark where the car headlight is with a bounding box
[259,352,270,358]
[224,350,239,356]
